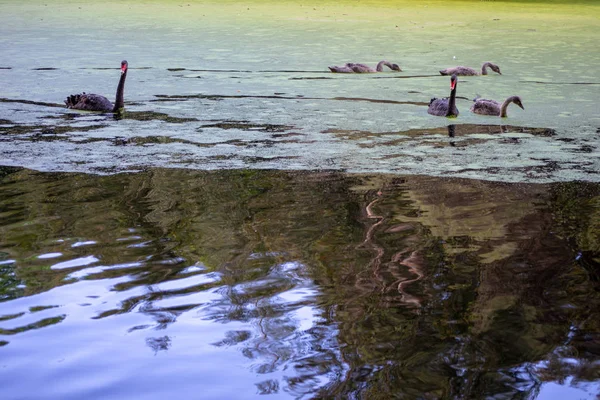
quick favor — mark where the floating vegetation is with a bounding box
[123,111,199,123]
[42,113,106,122]
[323,124,557,140]
[152,93,301,102]
[0,97,64,108]
[198,120,294,132]
[107,136,207,147]
[153,93,428,106]
[270,132,305,138]
[0,123,108,137]
[241,155,301,163]
[571,144,596,153]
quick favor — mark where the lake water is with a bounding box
[0,1,599,399]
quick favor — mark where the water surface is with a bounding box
[0,167,599,399]
[0,0,599,181]
[1,1,600,398]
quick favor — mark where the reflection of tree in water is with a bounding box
[354,186,428,310]
[1,169,599,399]
[319,176,600,399]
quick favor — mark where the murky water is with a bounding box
[1,1,600,398]
[0,167,599,399]
[1,0,599,181]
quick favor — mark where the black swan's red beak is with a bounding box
[121,60,128,74]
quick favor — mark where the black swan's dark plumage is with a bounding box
[65,60,128,112]
[428,74,459,117]
[328,60,402,73]
[439,62,501,76]
[471,95,524,117]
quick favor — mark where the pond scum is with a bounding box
[0,1,599,399]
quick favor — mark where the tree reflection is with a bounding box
[0,168,598,398]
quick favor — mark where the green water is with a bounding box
[0,3,599,397]
[0,0,599,181]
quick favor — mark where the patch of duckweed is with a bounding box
[0,123,108,136]
[199,120,294,133]
[152,93,302,102]
[0,125,108,139]
[270,132,305,138]
[569,144,595,153]
[241,155,301,163]
[112,136,202,146]
[124,111,198,123]
[323,124,557,140]
[153,93,428,106]
[0,97,63,108]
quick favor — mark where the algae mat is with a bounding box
[0,0,599,181]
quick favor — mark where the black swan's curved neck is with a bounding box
[113,70,127,112]
[481,62,490,75]
[499,96,519,117]
[500,98,511,117]
[446,86,457,117]
[376,61,391,71]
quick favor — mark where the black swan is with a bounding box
[470,95,524,117]
[65,60,128,112]
[328,61,402,73]
[428,74,459,117]
[439,62,501,76]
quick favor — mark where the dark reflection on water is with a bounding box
[151,93,429,106]
[325,124,556,141]
[0,168,599,399]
